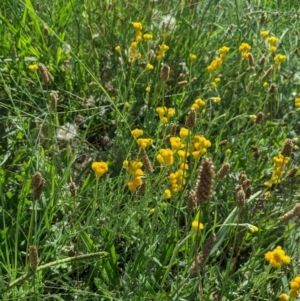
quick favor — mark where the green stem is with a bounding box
[2,251,108,294]
[161,233,192,287]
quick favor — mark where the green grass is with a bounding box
[1,0,300,300]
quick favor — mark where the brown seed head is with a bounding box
[160,64,170,82]
[29,245,39,271]
[140,148,154,174]
[248,53,255,66]
[185,108,197,129]
[281,139,294,158]
[217,162,230,179]
[50,91,58,109]
[187,189,197,211]
[31,172,45,200]
[219,140,228,146]
[236,185,245,208]
[38,63,54,83]
[190,233,216,274]
[195,158,215,204]
[256,112,264,124]
[287,166,299,178]
[261,66,273,81]
[268,83,276,94]
[69,181,77,197]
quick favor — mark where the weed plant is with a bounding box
[1,0,300,300]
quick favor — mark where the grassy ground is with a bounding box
[1,0,300,300]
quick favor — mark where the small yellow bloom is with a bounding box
[146,86,151,92]
[164,189,172,199]
[131,128,143,138]
[214,77,221,83]
[146,63,154,70]
[137,138,153,148]
[211,82,217,88]
[189,53,197,60]
[225,149,231,155]
[28,64,38,72]
[294,276,300,285]
[267,36,278,45]
[167,108,175,117]
[260,30,269,38]
[263,82,269,88]
[213,97,221,104]
[115,45,121,52]
[249,226,258,233]
[249,115,257,121]
[91,162,109,177]
[179,127,189,139]
[132,22,142,31]
[191,221,204,233]
[124,102,131,108]
[242,52,249,59]
[143,33,153,40]
[149,208,155,214]
[289,289,298,298]
[269,46,277,52]
[279,293,289,301]
[290,281,299,290]
[239,42,251,52]
[219,46,230,54]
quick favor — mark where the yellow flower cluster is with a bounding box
[267,36,278,52]
[264,246,291,268]
[213,97,221,104]
[137,138,153,148]
[274,54,286,68]
[264,154,290,187]
[207,46,229,72]
[191,135,211,159]
[156,106,175,123]
[123,160,144,190]
[131,128,143,138]
[239,42,251,59]
[156,149,174,165]
[28,64,38,72]
[91,162,109,178]
[289,276,300,298]
[128,41,141,63]
[169,170,186,193]
[295,97,300,108]
[211,77,221,88]
[157,44,169,60]
[192,98,206,110]
[143,33,153,40]
[132,22,143,41]
[146,62,154,70]
[260,30,269,38]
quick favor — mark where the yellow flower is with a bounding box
[189,53,197,60]
[146,86,151,92]
[263,82,269,88]
[274,54,286,67]
[214,77,221,83]
[260,30,269,38]
[294,276,300,285]
[289,290,298,298]
[239,42,251,52]
[269,46,277,52]
[249,226,258,233]
[143,33,153,40]
[132,22,142,31]
[146,63,154,70]
[191,221,204,233]
[164,189,172,199]
[213,97,221,104]
[156,148,174,165]
[115,45,121,52]
[124,102,131,108]
[91,162,109,177]
[167,108,175,117]
[219,46,230,54]
[192,98,206,110]
[137,138,153,148]
[290,281,299,290]
[28,64,38,72]
[131,128,143,138]
[149,208,155,214]
[249,115,257,121]
[225,149,231,155]
[295,97,300,107]
[267,36,278,45]
[242,52,249,59]
[279,293,289,301]
[179,127,189,139]
[264,246,291,268]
